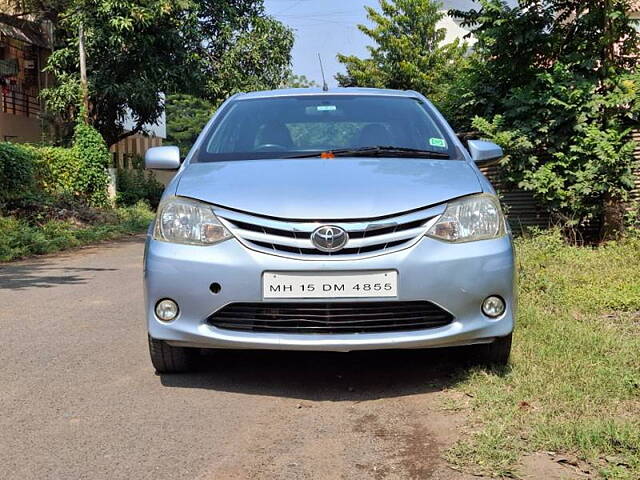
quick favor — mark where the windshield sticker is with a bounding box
[429,137,447,148]
[317,105,337,111]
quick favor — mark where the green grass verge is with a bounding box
[447,231,640,479]
[0,201,155,262]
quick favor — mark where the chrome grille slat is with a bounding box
[215,205,445,259]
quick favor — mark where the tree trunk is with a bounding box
[79,23,89,123]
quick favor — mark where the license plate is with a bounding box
[263,271,398,299]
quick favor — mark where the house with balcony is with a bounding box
[0,12,51,143]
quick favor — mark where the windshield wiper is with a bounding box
[285,145,450,159]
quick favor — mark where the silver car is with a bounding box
[144,88,515,373]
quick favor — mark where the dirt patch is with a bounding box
[519,452,595,479]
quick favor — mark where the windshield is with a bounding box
[194,95,458,162]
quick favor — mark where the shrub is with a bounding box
[116,167,164,208]
[34,146,84,198]
[72,122,111,207]
[0,143,37,208]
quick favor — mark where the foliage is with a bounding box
[116,168,163,208]
[42,0,202,147]
[0,143,36,208]
[450,0,640,235]
[204,16,294,101]
[0,123,109,210]
[283,74,320,88]
[165,94,215,156]
[336,0,468,107]
[447,230,640,478]
[39,0,293,145]
[71,122,111,207]
[34,145,84,197]
[0,201,154,262]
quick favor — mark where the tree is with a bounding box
[41,0,202,146]
[38,0,293,146]
[165,94,215,157]
[336,0,467,106]
[451,0,640,237]
[202,15,294,102]
[283,74,320,88]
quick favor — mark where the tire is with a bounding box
[148,335,197,373]
[476,333,512,367]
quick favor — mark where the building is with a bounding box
[0,13,51,143]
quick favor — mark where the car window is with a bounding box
[197,95,457,162]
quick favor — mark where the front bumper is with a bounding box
[144,232,516,352]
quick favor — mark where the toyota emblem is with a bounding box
[311,225,349,252]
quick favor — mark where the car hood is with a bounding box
[176,158,482,219]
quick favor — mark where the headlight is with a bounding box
[426,194,504,242]
[153,197,232,245]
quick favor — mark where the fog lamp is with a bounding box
[482,296,505,318]
[155,299,179,322]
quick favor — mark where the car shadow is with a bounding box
[159,347,505,401]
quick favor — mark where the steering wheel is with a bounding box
[254,143,289,152]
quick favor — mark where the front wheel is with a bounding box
[148,335,197,373]
[476,333,512,367]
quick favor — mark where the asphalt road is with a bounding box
[1,237,479,480]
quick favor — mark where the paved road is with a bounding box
[1,238,477,480]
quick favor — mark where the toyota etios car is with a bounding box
[144,88,515,373]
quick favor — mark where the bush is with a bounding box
[34,146,84,198]
[0,143,37,208]
[72,122,111,207]
[116,167,164,208]
[1,122,112,210]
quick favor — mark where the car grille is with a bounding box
[207,301,454,334]
[214,205,445,259]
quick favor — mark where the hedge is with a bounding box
[0,143,37,206]
[0,123,111,212]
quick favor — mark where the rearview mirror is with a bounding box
[145,146,181,170]
[467,140,503,165]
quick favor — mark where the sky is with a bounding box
[263,0,495,86]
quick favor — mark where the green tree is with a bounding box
[165,94,215,157]
[283,74,320,88]
[38,0,293,146]
[202,16,293,102]
[336,0,467,106]
[452,0,640,237]
[41,0,202,146]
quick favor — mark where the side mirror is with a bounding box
[467,140,503,165]
[145,146,181,170]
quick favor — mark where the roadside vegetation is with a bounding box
[0,123,156,262]
[0,202,153,262]
[447,231,640,479]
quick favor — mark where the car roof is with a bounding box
[233,87,421,100]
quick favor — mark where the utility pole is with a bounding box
[78,23,89,123]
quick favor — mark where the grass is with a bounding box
[0,201,154,262]
[447,231,640,479]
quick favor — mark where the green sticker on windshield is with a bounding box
[429,138,447,148]
[317,105,336,111]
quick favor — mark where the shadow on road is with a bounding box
[159,347,496,401]
[0,264,118,290]
[0,236,145,290]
